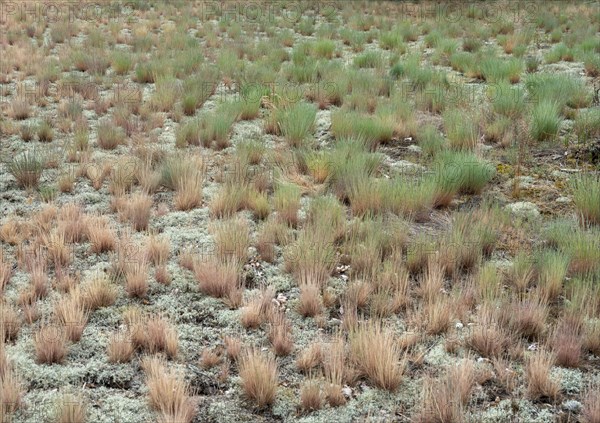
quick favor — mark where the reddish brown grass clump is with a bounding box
[296,342,323,373]
[194,256,243,308]
[107,331,134,363]
[582,384,600,423]
[142,356,197,423]
[128,313,178,359]
[349,321,406,391]
[238,348,278,408]
[525,349,560,402]
[268,310,294,356]
[300,378,323,412]
[467,304,511,358]
[86,216,116,253]
[551,313,583,368]
[124,257,149,298]
[53,288,89,342]
[322,335,347,407]
[34,323,68,364]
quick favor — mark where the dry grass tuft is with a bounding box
[418,260,445,302]
[194,256,243,308]
[297,280,323,318]
[86,216,116,253]
[109,230,135,278]
[0,218,24,245]
[126,309,179,359]
[300,378,323,412]
[82,275,117,310]
[322,335,347,407]
[53,288,88,342]
[296,342,323,373]
[121,192,153,231]
[107,331,134,363]
[448,359,477,405]
[551,313,583,368]
[0,251,12,292]
[268,310,294,356]
[58,204,88,243]
[418,359,476,422]
[142,356,197,423]
[0,367,23,415]
[212,217,249,263]
[124,257,149,298]
[238,348,278,408]
[34,322,68,364]
[349,321,406,391]
[174,169,204,211]
[418,375,465,423]
[423,296,452,336]
[178,247,195,272]
[155,265,171,285]
[506,294,548,341]
[199,348,222,369]
[146,233,170,266]
[582,383,600,423]
[0,304,21,341]
[467,304,511,358]
[583,320,600,355]
[0,335,23,415]
[209,182,248,218]
[39,230,71,270]
[223,336,242,362]
[525,349,560,402]
[240,288,273,329]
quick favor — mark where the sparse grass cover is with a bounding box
[571,174,600,226]
[0,3,598,422]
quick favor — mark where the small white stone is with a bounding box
[342,386,352,398]
[455,322,464,329]
[528,343,538,351]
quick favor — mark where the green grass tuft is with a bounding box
[571,175,600,226]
